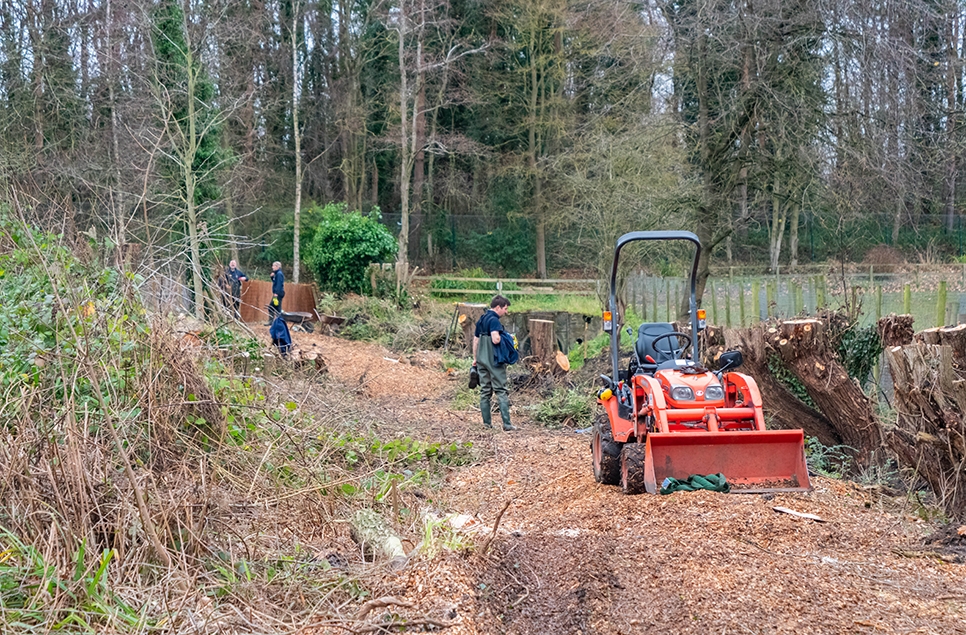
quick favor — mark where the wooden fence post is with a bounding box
[665,280,671,322]
[725,284,732,328]
[903,283,911,314]
[710,281,718,325]
[937,281,948,327]
[738,283,746,327]
[751,281,761,324]
[630,276,638,319]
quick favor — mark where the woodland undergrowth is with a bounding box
[0,218,471,633]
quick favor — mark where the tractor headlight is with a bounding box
[704,385,724,401]
[670,386,694,401]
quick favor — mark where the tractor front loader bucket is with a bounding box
[643,430,811,494]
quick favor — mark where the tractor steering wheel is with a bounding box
[650,331,692,361]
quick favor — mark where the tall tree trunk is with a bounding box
[184,39,204,320]
[789,202,800,268]
[528,36,546,279]
[769,176,786,272]
[686,31,714,320]
[291,2,303,283]
[226,190,239,264]
[944,11,959,233]
[106,0,126,263]
[371,157,378,205]
[396,2,410,286]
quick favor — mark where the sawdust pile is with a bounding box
[398,434,966,634]
[256,327,965,634]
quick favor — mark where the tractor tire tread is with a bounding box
[593,413,621,485]
[620,443,647,495]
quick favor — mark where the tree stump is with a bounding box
[301,351,327,374]
[912,324,966,375]
[884,344,966,519]
[726,324,841,447]
[939,324,966,373]
[529,319,556,367]
[768,319,880,466]
[877,314,914,347]
[916,327,943,346]
[457,303,488,353]
[700,325,727,367]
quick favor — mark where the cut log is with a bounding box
[555,350,571,373]
[700,325,727,367]
[349,509,406,566]
[725,325,842,447]
[884,344,966,519]
[457,303,488,353]
[529,319,556,366]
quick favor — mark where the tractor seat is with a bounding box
[635,322,680,372]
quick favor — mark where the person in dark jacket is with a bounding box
[225,260,247,319]
[472,295,517,431]
[268,261,285,322]
[269,314,292,357]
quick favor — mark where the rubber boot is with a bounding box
[498,394,515,431]
[480,395,493,429]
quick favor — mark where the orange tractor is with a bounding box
[592,231,810,494]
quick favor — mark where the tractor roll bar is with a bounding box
[608,230,702,384]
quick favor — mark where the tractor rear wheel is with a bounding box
[592,413,621,485]
[620,443,647,495]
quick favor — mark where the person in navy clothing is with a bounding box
[269,261,285,322]
[225,260,247,319]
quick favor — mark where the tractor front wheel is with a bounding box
[592,413,621,485]
[620,443,647,495]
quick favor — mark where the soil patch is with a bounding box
[921,525,966,563]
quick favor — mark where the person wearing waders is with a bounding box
[472,295,517,431]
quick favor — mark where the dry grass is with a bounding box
[0,220,475,634]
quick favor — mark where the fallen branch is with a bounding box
[891,548,960,563]
[479,499,512,555]
[354,596,415,620]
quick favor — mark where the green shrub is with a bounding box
[805,436,853,478]
[306,203,397,294]
[532,387,593,428]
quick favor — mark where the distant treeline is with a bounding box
[3,0,965,284]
